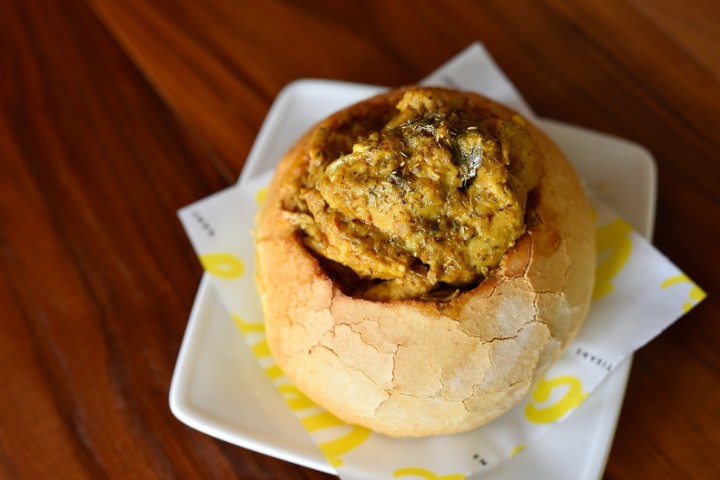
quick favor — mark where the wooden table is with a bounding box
[2,1,718,478]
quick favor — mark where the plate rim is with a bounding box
[170,79,657,478]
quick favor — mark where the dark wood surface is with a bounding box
[2,1,718,478]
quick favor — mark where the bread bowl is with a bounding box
[254,86,595,437]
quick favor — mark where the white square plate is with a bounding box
[170,80,656,479]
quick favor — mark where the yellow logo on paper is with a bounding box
[230,312,370,468]
[256,187,267,204]
[525,375,588,423]
[271,388,370,467]
[661,274,706,313]
[277,384,316,411]
[231,314,264,335]
[200,252,244,279]
[319,427,372,468]
[393,467,465,480]
[593,219,633,299]
[510,444,526,457]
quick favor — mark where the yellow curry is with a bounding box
[287,88,541,300]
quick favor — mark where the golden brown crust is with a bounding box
[255,87,595,437]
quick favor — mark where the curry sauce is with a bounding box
[286,88,541,300]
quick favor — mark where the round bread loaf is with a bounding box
[254,87,595,437]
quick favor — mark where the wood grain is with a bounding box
[1,0,718,478]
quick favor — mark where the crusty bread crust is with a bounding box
[254,88,595,437]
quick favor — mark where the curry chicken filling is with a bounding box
[286,88,542,301]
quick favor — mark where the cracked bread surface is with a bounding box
[254,87,595,437]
